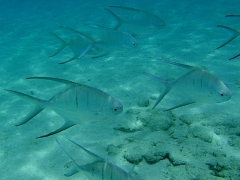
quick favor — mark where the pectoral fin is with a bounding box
[164,101,196,111]
[36,121,76,139]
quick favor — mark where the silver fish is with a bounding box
[105,6,166,36]
[5,77,123,138]
[144,59,231,111]
[56,139,136,180]
[49,25,137,64]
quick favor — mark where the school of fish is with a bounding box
[4,5,235,180]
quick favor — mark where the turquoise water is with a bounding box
[1,0,240,179]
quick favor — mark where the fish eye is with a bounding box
[220,93,224,97]
[113,107,118,112]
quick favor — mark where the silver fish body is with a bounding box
[80,161,135,180]
[49,85,122,121]
[173,69,231,103]
[5,77,123,138]
[49,26,137,64]
[57,139,136,180]
[144,59,231,110]
[106,6,166,36]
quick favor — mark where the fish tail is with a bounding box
[68,139,103,160]
[104,8,123,30]
[36,121,76,139]
[59,43,93,64]
[216,25,240,49]
[49,32,68,57]
[225,14,240,17]
[4,89,46,126]
[143,72,172,109]
[229,53,240,60]
[56,139,81,177]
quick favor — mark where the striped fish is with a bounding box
[5,77,123,138]
[144,59,231,111]
[105,6,166,36]
[49,25,137,64]
[56,139,136,180]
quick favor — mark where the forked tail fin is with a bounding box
[143,72,172,109]
[4,89,46,126]
[104,8,124,30]
[217,25,240,49]
[229,53,240,60]
[49,32,68,57]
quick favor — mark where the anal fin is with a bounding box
[36,121,76,139]
[164,101,196,111]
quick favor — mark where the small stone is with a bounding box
[137,98,150,107]
[168,153,186,166]
[106,144,121,156]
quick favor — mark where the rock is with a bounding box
[124,151,143,165]
[137,98,150,107]
[191,126,213,143]
[144,149,168,164]
[168,153,186,166]
[139,108,175,131]
[106,144,121,156]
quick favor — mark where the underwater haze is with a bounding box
[1,0,240,180]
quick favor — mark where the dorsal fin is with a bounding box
[26,77,78,86]
[157,59,198,70]
[104,8,123,30]
[59,26,95,43]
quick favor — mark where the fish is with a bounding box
[49,25,137,64]
[217,15,240,60]
[4,77,123,138]
[144,59,231,111]
[56,139,136,180]
[105,6,166,36]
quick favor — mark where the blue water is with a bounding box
[1,0,240,180]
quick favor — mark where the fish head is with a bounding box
[153,19,166,30]
[102,96,123,117]
[212,81,231,103]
